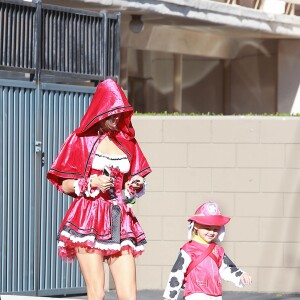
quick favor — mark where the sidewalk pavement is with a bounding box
[67,290,300,299]
[1,291,300,300]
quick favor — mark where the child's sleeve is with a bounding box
[163,249,191,300]
[219,253,245,287]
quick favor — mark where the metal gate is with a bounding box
[0,81,37,295]
[38,83,95,296]
[0,0,120,296]
[0,79,96,296]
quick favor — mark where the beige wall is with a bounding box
[130,115,300,294]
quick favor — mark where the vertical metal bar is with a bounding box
[29,85,36,292]
[49,10,53,71]
[24,8,28,68]
[17,89,23,292]
[68,13,73,72]
[64,12,69,72]
[95,18,100,75]
[87,16,92,74]
[59,11,63,72]
[0,4,3,64]
[3,4,8,66]
[11,6,16,66]
[23,88,30,291]
[91,16,95,75]
[76,14,80,73]
[35,81,42,296]
[6,5,11,66]
[7,88,14,292]
[0,86,2,291]
[28,7,32,68]
[108,18,113,77]
[115,13,121,81]
[52,10,57,71]
[83,17,87,74]
[19,6,24,67]
[35,1,42,81]
[79,15,84,74]
[72,13,76,72]
[24,8,29,68]
[57,11,61,71]
[15,6,20,67]
[42,10,48,70]
[1,86,8,291]
[75,14,79,73]
[103,13,107,79]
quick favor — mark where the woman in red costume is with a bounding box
[47,79,151,300]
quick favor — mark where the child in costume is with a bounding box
[47,79,151,300]
[163,201,252,300]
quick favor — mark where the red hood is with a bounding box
[75,79,135,140]
[47,79,152,194]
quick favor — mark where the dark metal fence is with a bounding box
[0,1,37,73]
[0,0,120,296]
[0,0,120,82]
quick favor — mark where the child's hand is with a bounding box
[240,273,252,286]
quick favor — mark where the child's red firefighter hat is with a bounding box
[188,201,231,226]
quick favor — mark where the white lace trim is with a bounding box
[59,231,144,252]
[92,152,130,173]
[73,179,81,196]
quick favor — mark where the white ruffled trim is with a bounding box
[73,179,81,197]
[59,231,144,252]
[93,152,130,173]
[84,174,100,198]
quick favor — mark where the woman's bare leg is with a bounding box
[76,249,106,300]
[108,251,137,300]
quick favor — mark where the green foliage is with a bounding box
[134,111,300,117]
[134,111,221,116]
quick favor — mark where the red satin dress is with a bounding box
[47,79,151,262]
[57,151,146,261]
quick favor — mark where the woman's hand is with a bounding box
[127,175,144,190]
[90,174,113,193]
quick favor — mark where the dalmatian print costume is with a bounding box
[163,246,245,300]
[163,201,248,300]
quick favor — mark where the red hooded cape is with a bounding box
[47,79,151,194]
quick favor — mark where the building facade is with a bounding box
[48,0,300,114]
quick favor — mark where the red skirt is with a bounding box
[57,196,147,262]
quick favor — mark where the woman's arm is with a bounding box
[61,174,113,196]
[62,179,76,194]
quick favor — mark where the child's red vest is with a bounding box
[181,240,224,298]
